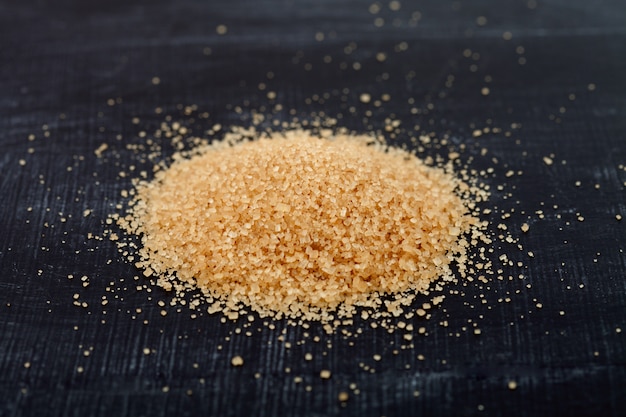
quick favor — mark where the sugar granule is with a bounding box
[118,128,490,321]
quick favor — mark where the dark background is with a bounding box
[1,0,625,416]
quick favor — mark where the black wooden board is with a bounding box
[1,1,625,416]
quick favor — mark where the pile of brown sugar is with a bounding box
[118,128,489,321]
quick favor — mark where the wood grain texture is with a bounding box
[0,0,625,416]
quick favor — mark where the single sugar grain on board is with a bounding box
[118,128,491,322]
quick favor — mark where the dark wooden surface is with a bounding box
[1,1,625,416]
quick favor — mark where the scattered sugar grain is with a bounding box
[320,369,332,379]
[216,25,228,35]
[231,355,244,366]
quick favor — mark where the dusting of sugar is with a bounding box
[116,127,491,323]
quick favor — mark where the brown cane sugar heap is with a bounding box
[118,128,490,321]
